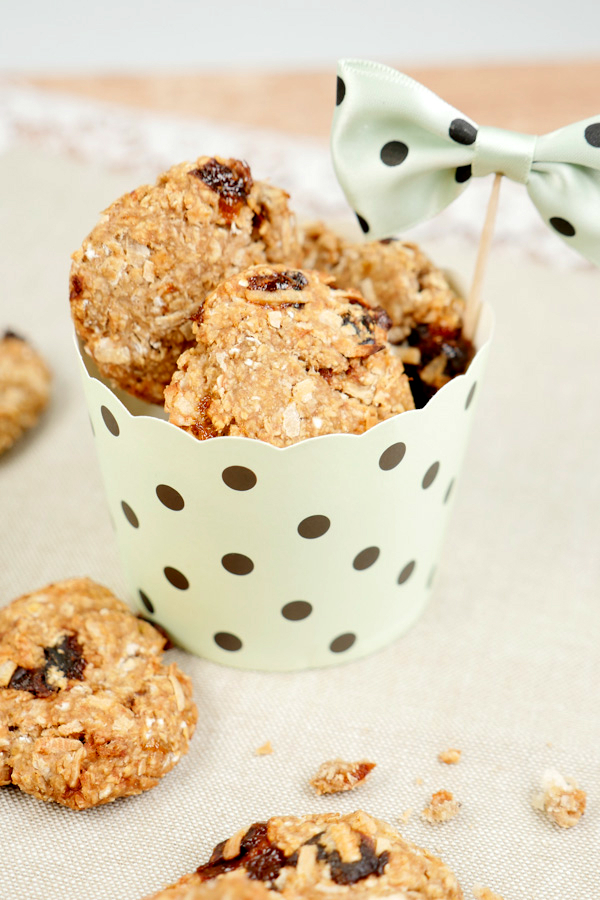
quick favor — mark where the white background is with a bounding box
[1,0,600,71]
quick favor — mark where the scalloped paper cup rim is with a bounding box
[76,295,494,671]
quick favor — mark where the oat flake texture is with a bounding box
[0,577,197,809]
[143,811,463,900]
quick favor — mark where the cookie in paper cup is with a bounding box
[75,282,492,671]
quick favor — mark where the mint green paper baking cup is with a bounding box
[76,300,493,671]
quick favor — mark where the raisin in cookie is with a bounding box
[70,157,300,404]
[0,331,51,454]
[0,578,197,809]
[143,810,463,899]
[300,222,463,341]
[164,265,414,447]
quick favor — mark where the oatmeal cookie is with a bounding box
[0,331,51,454]
[300,222,463,341]
[0,577,197,809]
[300,224,474,408]
[164,265,414,447]
[70,157,300,404]
[143,810,464,899]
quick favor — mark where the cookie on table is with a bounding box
[143,810,463,899]
[70,156,300,404]
[300,222,463,341]
[164,265,414,447]
[0,577,197,809]
[0,331,51,455]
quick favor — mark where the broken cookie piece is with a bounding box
[532,769,586,828]
[422,790,461,824]
[438,748,461,765]
[310,758,376,795]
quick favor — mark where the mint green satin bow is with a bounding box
[331,59,600,265]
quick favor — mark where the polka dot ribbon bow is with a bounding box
[331,59,600,265]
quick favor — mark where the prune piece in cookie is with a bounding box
[300,221,464,341]
[405,323,475,401]
[164,265,414,448]
[7,634,86,697]
[0,332,51,454]
[0,577,197,809]
[70,156,301,404]
[142,811,464,899]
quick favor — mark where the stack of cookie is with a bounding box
[69,154,490,671]
[70,156,473,448]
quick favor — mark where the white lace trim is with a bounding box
[0,79,590,270]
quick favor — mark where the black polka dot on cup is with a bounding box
[100,405,119,436]
[465,382,477,410]
[297,515,330,539]
[281,601,312,621]
[549,217,576,237]
[584,123,600,147]
[336,76,346,106]
[444,479,455,504]
[330,633,356,653]
[156,484,185,510]
[449,118,477,145]
[214,632,242,651]
[222,466,257,491]
[353,547,380,571]
[121,501,139,528]
[422,462,440,489]
[380,141,408,166]
[139,589,154,614]
[164,566,189,590]
[356,213,370,234]
[398,560,416,584]
[222,553,254,575]
[455,164,472,183]
[379,442,406,471]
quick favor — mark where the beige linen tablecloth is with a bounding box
[0,147,599,900]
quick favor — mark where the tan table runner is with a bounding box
[0,147,599,900]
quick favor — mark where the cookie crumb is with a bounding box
[473,885,504,900]
[414,776,423,786]
[399,808,413,825]
[310,758,376,795]
[255,741,273,756]
[422,790,461,823]
[438,748,461,765]
[532,769,586,828]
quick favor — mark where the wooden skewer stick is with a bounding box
[462,173,503,343]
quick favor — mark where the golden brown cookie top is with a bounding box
[144,811,463,899]
[0,578,197,809]
[70,156,300,404]
[300,221,463,341]
[0,330,51,454]
[165,264,414,447]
